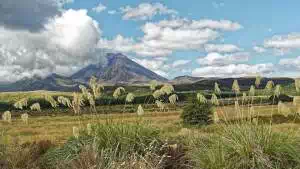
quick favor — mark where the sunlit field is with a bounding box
[1,77,300,169]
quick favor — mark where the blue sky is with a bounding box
[0,0,299,83]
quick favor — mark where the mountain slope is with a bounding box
[0,74,80,92]
[71,53,168,84]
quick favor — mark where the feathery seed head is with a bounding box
[72,93,85,114]
[278,101,290,117]
[57,96,72,107]
[255,75,262,88]
[155,100,165,111]
[232,80,240,94]
[214,82,221,95]
[274,85,281,97]
[213,112,220,123]
[2,111,11,123]
[126,93,135,103]
[169,94,178,105]
[197,93,207,104]
[137,105,144,116]
[113,87,125,99]
[242,92,247,102]
[161,84,174,95]
[249,85,255,97]
[150,80,158,91]
[211,94,219,106]
[87,123,92,135]
[21,113,29,124]
[73,126,80,139]
[265,80,274,94]
[14,98,28,110]
[44,94,58,108]
[295,79,300,93]
[30,103,41,111]
[153,89,164,99]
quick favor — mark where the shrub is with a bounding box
[269,94,293,104]
[181,102,214,126]
[190,123,300,169]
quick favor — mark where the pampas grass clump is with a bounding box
[2,111,11,123]
[137,105,144,116]
[125,93,135,103]
[197,93,207,104]
[169,94,178,105]
[30,103,41,111]
[14,98,28,110]
[113,87,125,99]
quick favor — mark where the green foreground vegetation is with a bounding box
[1,77,300,169]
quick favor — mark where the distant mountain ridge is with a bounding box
[0,53,296,92]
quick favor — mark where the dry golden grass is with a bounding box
[1,103,300,145]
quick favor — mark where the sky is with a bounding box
[0,0,300,83]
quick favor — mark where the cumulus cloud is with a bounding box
[253,46,267,53]
[192,64,275,77]
[98,18,242,57]
[204,44,242,53]
[92,3,107,13]
[0,9,103,83]
[120,3,177,21]
[264,33,300,51]
[157,18,242,31]
[279,56,300,70]
[132,57,170,77]
[172,60,191,68]
[108,10,117,15]
[197,52,249,66]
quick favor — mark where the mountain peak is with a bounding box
[71,53,167,84]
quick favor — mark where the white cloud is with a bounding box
[253,46,267,53]
[172,60,191,68]
[0,9,103,83]
[279,56,300,70]
[192,64,275,77]
[92,3,107,13]
[197,52,249,66]
[120,3,177,21]
[157,18,242,31]
[264,33,300,49]
[108,10,117,15]
[98,18,242,57]
[204,44,242,53]
[132,57,169,77]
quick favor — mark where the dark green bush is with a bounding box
[269,94,293,104]
[181,101,214,126]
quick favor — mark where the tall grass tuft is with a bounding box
[72,93,84,115]
[197,93,207,104]
[137,105,144,116]
[190,123,300,169]
[232,80,240,96]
